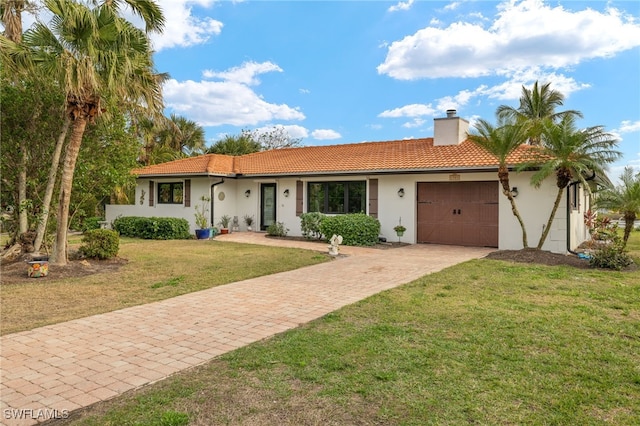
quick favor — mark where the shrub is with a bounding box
[79,229,119,260]
[266,221,288,237]
[112,216,191,240]
[588,229,634,271]
[589,243,634,270]
[300,212,326,240]
[82,216,104,232]
[319,213,380,246]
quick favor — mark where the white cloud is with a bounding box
[378,0,640,80]
[378,103,436,118]
[312,129,342,140]
[150,0,223,51]
[388,0,414,13]
[402,118,426,128]
[163,62,304,127]
[203,61,282,85]
[616,120,640,134]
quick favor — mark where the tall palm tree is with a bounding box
[595,167,640,248]
[497,81,583,145]
[529,115,621,249]
[468,119,530,248]
[5,0,165,264]
[159,114,206,157]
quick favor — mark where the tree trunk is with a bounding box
[33,117,71,253]
[537,187,565,250]
[622,212,636,249]
[18,138,28,233]
[51,116,88,265]
[498,168,528,248]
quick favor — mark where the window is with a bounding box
[157,182,184,204]
[308,181,366,214]
[570,184,579,210]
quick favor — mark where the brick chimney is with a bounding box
[433,109,469,146]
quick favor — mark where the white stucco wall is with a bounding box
[106,171,587,253]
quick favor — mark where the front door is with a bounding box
[260,183,276,231]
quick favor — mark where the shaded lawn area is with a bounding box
[0,238,329,335]
[58,244,640,425]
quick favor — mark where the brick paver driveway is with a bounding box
[0,234,492,425]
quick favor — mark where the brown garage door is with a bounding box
[417,182,498,247]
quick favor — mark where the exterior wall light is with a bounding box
[510,187,519,198]
[244,189,251,197]
[397,188,405,198]
[283,189,290,197]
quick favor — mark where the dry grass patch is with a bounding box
[1,238,329,335]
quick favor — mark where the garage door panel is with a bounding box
[417,182,498,247]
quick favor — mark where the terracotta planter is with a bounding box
[220,228,229,234]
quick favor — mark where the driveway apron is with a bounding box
[0,234,492,425]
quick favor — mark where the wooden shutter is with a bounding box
[296,181,304,216]
[149,181,154,206]
[368,179,378,218]
[184,179,191,207]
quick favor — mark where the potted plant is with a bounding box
[243,214,254,231]
[194,196,211,239]
[393,224,406,236]
[218,214,232,234]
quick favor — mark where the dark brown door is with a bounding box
[417,182,498,247]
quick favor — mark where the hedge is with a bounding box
[112,216,192,240]
[319,213,380,246]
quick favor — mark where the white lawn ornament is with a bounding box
[328,234,343,256]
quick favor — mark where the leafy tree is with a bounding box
[595,167,640,248]
[1,0,165,264]
[468,119,530,248]
[244,126,302,150]
[0,74,66,246]
[207,133,261,156]
[497,81,582,145]
[528,116,621,249]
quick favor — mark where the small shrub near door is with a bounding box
[267,222,289,237]
[79,229,120,259]
[300,212,326,240]
[320,213,380,246]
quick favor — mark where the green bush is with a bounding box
[300,212,326,240]
[82,216,104,232]
[79,229,120,260]
[319,213,380,246]
[113,216,192,240]
[266,221,288,237]
[589,243,634,270]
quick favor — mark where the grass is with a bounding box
[0,238,329,335]
[58,233,640,425]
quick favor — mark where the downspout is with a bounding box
[210,179,224,227]
[566,172,596,254]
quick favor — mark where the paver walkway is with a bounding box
[0,234,492,425]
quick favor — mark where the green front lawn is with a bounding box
[61,233,640,425]
[1,238,329,335]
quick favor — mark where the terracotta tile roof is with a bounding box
[132,138,537,177]
[132,154,236,176]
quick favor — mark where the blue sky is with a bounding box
[30,0,640,180]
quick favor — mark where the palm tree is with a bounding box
[595,167,640,248]
[497,81,583,145]
[158,114,206,157]
[207,133,262,156]
[529,116,621,249]
[468,119,530,248]
[4,0,165,264]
